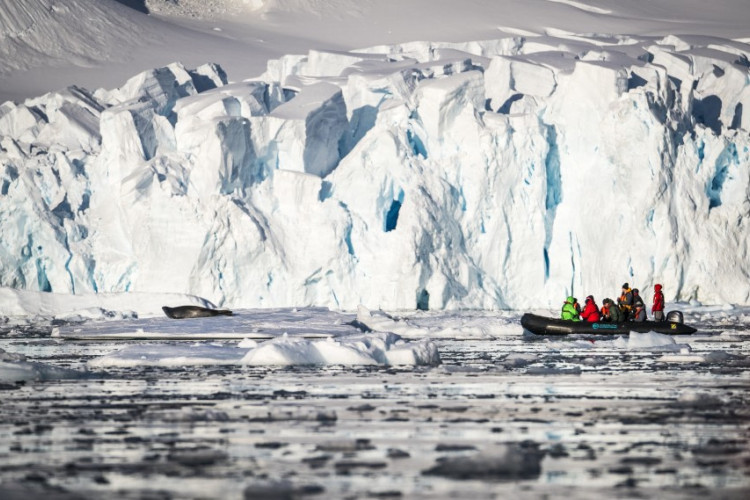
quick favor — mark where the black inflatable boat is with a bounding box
[521,311,697,336]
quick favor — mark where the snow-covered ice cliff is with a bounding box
[1,30,749,310]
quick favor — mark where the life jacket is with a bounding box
[619,287,633,312]
[601,301,618,322]
[633,305,646,322]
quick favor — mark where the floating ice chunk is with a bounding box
[503,353,539,367]
[569,332,691,352]
[89,331,439,367]
[242,331,439,366]
[238,338,258,348]
[703,350,735,362]
[384,338,440,365]
[658,354,707,362]
[0,349,87,382]
[609,331,693,352]
[242,336,326,365]
[659,350,738,363]
[356,305,430,339]
[627,331,676,348]
[89,344,247,368]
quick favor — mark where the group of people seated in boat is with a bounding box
[561,283,665,323]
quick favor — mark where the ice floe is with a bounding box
[88,332,440,367]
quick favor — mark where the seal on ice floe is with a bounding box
[162,306,233,319]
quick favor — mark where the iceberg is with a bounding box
[1,32,749,310]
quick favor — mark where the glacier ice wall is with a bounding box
[1,35,749,309]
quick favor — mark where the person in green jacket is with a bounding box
[602,298,625,323]
[561,296,581,321]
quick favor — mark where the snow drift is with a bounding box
[1,25,750,310]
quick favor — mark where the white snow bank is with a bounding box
[0,287,214,321]
[89,332,440,367]
[57,306,361,340]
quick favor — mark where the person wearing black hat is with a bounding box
[618,283,633,318]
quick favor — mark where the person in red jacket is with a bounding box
[580,295,601,322]
[652,284,665,321]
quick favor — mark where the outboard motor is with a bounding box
[666,310,684,324]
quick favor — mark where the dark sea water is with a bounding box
[1,311,748,499]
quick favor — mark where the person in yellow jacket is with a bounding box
[617,283,634,317]
[561,296,581,321]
